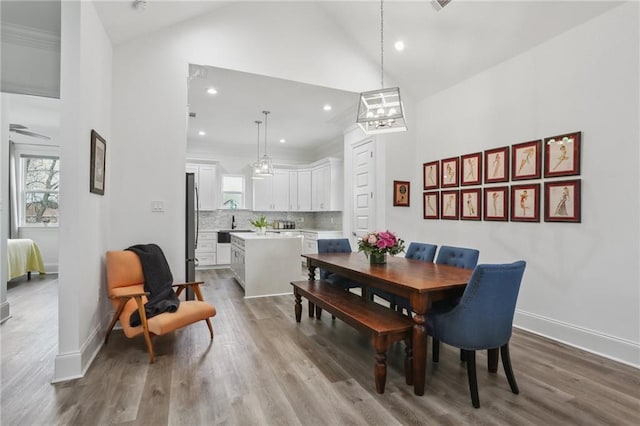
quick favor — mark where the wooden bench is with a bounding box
[291,280,414,394]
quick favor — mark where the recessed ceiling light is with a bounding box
[198,131,206,136]
[279,138,286,143]
[323,104,332,111]
[394,40,405,51]
[206,87,217,95]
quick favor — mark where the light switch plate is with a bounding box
[151,201,164,212]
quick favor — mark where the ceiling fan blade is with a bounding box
[9,124,27,130]
[11,128,51,140]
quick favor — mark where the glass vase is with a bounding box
[369,251,386,265]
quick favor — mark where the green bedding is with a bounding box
[7,239,45,280]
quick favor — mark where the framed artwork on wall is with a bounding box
[440,157,459,188]
[544,131,581,178]
[441,190,459,220]
[423,161,439,190]
[393,180,410,206]
[511,140,541,180]
[483,186,509,221]
[460,188,482,221]
[90,129,106,195]
[510,184,540,222]
[461,152,482,186]
[423,191,439,219]
[484,146,509,184]
[545,179,581,223]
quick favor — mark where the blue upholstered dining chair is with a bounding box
[317,239,360,290]
[427,261,527,408]
[370,242,438,309]
[435,245,480,269]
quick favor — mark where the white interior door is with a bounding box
[351,140,375,247]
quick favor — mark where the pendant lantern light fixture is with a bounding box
[356,0,407,135]
[256,110,274,177]
[251,120,263,180]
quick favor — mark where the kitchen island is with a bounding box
[229,232,303,298]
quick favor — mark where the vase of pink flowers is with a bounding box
[358,231,405,265]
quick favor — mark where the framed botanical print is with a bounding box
[90,129,106,195]
[440,157,459,188]
[423,161,439,190]
[545,179,581,223]
[510,184,540,222]
[484,146,509,184]
[441,190,459,220]
[460,188,482,221]
[423,191,439,219]
[511,140,541,180]
[483,186,509,221]
[544,131,581,178]
[461,152,482,186]
[393,181,410,206]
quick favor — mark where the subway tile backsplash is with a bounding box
[199,210,342,231]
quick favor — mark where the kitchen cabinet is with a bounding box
[290,170,311,211]
[311,159,343,211]
[253,170,289,211]
[186,163,217,211]
[195,231,217,267]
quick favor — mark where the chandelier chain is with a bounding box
[254,120,262,161]
[262,110,270,156]
[380,0,384,89]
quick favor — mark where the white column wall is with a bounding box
[390,3,638,365]
[55,0,112,381]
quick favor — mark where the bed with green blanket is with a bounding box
[7,239,45,280]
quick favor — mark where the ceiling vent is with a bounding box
[432,0,452,11]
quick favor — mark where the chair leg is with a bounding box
[104,299,127,344]
[465,350,480,408]
[308,301,315,318]
[204,318,214,339]
[501,343,519,394]
[487,348,499,373]
[134,296,154,363]
[404,336,413,386]
[460,349,465,362]
[432,337,440,362]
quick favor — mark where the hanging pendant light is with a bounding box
[256,110,274,177]
[251,120,263,180]
[356,0,407,135]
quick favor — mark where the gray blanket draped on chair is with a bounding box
[126,244,180,327]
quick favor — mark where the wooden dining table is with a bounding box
[302,252,473,396]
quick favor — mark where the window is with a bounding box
[20,154,60,225]
[221,175,244,209]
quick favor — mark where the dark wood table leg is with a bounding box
[307,264,317,317]
[411,294,429,396]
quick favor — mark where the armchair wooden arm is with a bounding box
[172,281,206,301]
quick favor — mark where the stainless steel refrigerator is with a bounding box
[185,172,198,300]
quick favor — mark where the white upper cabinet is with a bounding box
[253,170,290,211]
[186,163,217,211]
[297,170,312,211]
[311,159,343,211]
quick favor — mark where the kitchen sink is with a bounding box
[217,229,254,243]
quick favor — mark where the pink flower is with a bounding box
[368,235,377,245]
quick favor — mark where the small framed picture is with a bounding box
[510,184,540,222]
[90,129,106,195]
[393,181,410,206]
[511,140,542,180]
[423,191,439,219]
[423,161,439,190]
[461,152,482,186]
[483,186,509,222]
[441,190,459,220]
[460,188,482,221]
[544,131,581,178]
[441,157,459,188]
[484,146,509,184]
[545,179,581,223]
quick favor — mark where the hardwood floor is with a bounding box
[2,269,639,425]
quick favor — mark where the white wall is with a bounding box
[55,0,112,381]
[389,3,639,366]
[110,2,379,280]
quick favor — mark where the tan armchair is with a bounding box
[105,250,216,363]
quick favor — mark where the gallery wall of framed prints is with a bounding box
[422,131,581,224]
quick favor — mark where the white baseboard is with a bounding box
[514,309,640,368]
[52,321,104,383]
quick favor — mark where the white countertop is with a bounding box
[230,232,302,240]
